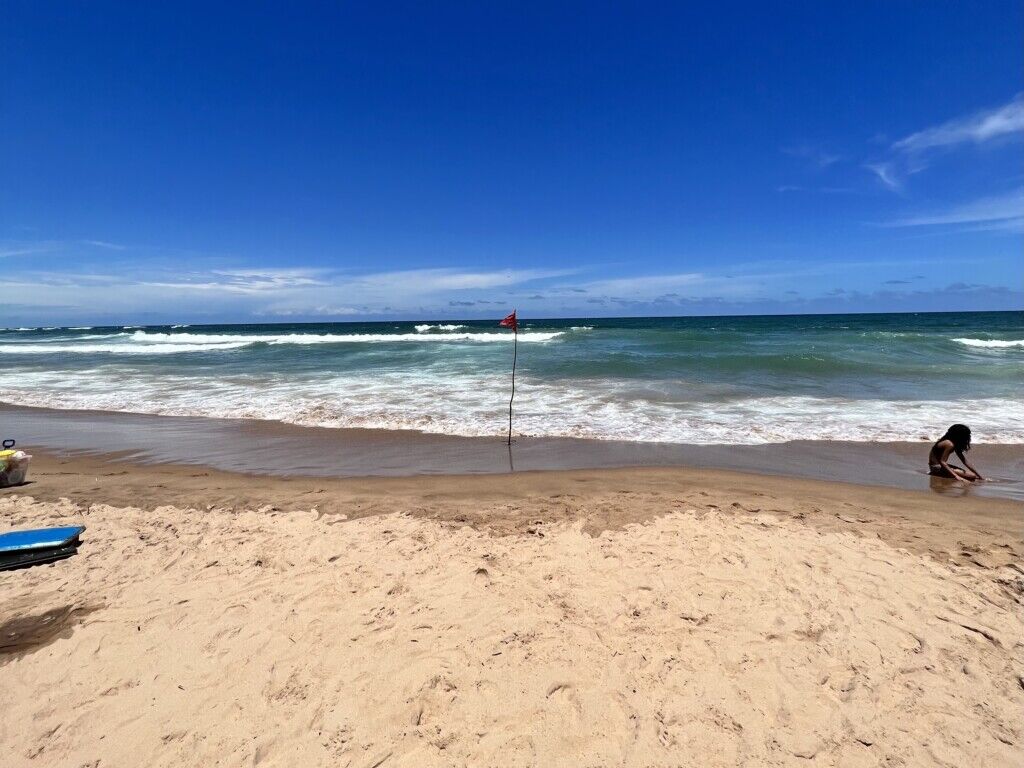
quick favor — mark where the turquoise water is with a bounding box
[1,312,1021,444]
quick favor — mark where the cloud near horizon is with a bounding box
[1,254,1020,325]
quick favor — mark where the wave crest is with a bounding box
[0,329,562,353]
[953,337,1024,349]
[414,324,467,333]
[0,342,252,355]
[127,330,558,344]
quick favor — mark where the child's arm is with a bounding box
[939,457,968,482]
[956,449,984,480]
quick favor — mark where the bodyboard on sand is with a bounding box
[0,526,85,571]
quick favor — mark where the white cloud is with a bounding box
[353,267,574,292]
[575,272,707,297]
[892,93,1024,153]
[1,238,130,259]
[864,162,901,191]
[0,242,58,258]
[261,305,363,317]
[0,264,581,323]
[81,240,127,250]
[782,145,842,168]
[543,271,772,304]
[853,93,1024,195]
[885,188,1024,229]
[140,268,328,294]
[212,268,325,280]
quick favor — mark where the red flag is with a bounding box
[499,310,518,332]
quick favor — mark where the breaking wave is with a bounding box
[0,329,563,354]
[952,337,1024,349]
[0,342,253,355]
[414,324,467,333]
[1,367,1022,443]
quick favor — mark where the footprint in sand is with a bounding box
[545,681,583,721]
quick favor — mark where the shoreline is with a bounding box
[2,401,1021,500]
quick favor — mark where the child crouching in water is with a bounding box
[929,424,984,483]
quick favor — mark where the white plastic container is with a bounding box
[0,450,31,488]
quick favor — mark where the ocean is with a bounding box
[1,311,1021,446]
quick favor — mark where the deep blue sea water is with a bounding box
[1,312,1021,444]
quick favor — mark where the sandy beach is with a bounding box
[3,3,1021,765]
[2,453,1022,767]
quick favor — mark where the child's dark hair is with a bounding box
[940,424,972,452]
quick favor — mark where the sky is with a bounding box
[1,2,1022,325]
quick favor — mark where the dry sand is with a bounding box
[1,454,1022,767]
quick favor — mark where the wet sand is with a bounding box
[2,403,1022,499]
[5,449,1023,571]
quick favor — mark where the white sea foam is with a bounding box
[124,330,560,345]
[414,324,467,333]
[570,326,594,331]
[171,324,190,329]
[1,367,1022,444]
[952,337,1024,349]
[0,328,562,354]
[0,342,253,355]
[68,326,94,330]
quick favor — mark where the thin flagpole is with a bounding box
[508,325,517,445]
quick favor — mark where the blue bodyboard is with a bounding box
[0,526,85,553]
[0,526,85,571]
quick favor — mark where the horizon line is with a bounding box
[4,307,1021,330]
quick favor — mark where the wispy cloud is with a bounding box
[856,93,1024,193]
[572,272,707,298]
[353,267,574,292]
[260,305,362,317]
[141,268,328,294]
[0,247,41,259]
[0,263,583,323]
[81,239,127,251]
[1,238,133,259]
[538,270,778,306]
[782,145,842,169]
[893,93,1024,153]
[884,187,1024,230]
[863,162,901,191]
[776,185,858,195]
[0,242,59,259]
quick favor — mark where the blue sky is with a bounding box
[1,2,1022,325]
